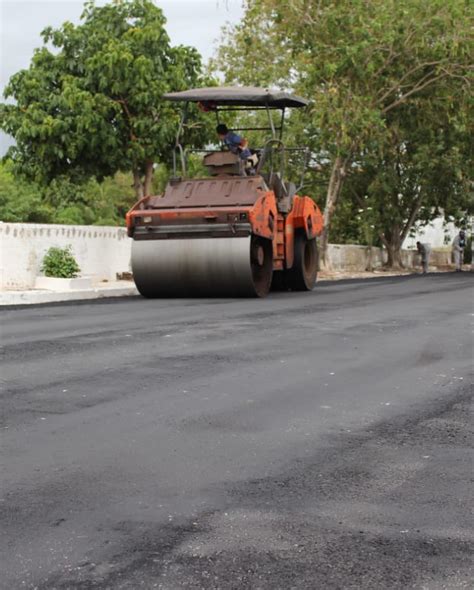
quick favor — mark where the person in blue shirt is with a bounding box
[216,124,252,160]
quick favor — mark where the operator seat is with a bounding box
[203,151,244,176]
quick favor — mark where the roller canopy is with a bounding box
[163,86,309,108]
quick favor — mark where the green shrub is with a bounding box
[41,246,80,278]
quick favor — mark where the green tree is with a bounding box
[332,84,472,267]
[42,173,136,226]
[0,160,53,223]
[1,0,210,200]
[0,159,138,226]
[213,0,472,266]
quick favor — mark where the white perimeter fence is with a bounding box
[0,222,457,290]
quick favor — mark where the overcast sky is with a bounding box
[0,0,244,153]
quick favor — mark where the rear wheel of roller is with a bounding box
[286,232,318,291]
[250,236,273,297]
[271,270,288,291]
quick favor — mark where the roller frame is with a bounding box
[126,173,323,298]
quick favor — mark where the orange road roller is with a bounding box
[126,86,323,297]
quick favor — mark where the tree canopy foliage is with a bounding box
[334,85,472,266]
[213,0,473,266]
[0,0,211,199]
[0,159,137,225]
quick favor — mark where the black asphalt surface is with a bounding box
[1,273,473,590]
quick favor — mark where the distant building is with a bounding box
[403,217,461,249]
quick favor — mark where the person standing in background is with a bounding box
[416,241,431,274]
[452,230,466,272]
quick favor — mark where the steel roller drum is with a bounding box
[131,236,273,297]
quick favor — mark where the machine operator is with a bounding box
[216,124,258,172]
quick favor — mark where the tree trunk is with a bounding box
[133,169,144,200]
[380,231,404,269]
[143,160,154,197]
[381,194,424,269]
[384,243,405,268]
[319,155,350,269]
[132,162,154,200]
[366,245,374,272]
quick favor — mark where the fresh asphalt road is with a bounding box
[1,273,473,590]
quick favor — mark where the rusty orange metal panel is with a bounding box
[284,218,295,269]
[273,214,285,262]
[248,191,277,240]
[290,195,323,240]
[146,176,267,209]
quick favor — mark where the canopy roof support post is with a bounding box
[279,108,285,141]
[173,104,188,177]
[266,105,276,139]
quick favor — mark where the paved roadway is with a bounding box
[1,273,473,590]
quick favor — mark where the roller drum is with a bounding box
[131,236,272,297]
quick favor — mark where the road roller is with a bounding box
[126,86,324,297]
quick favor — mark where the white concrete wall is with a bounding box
[327,244,385,271]
[0,222,131,290]
[328,243,456,271]
[0,222,462,291]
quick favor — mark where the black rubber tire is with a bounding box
[271,270,287,291]
[286,232,318,291]
[250,236,273,297]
